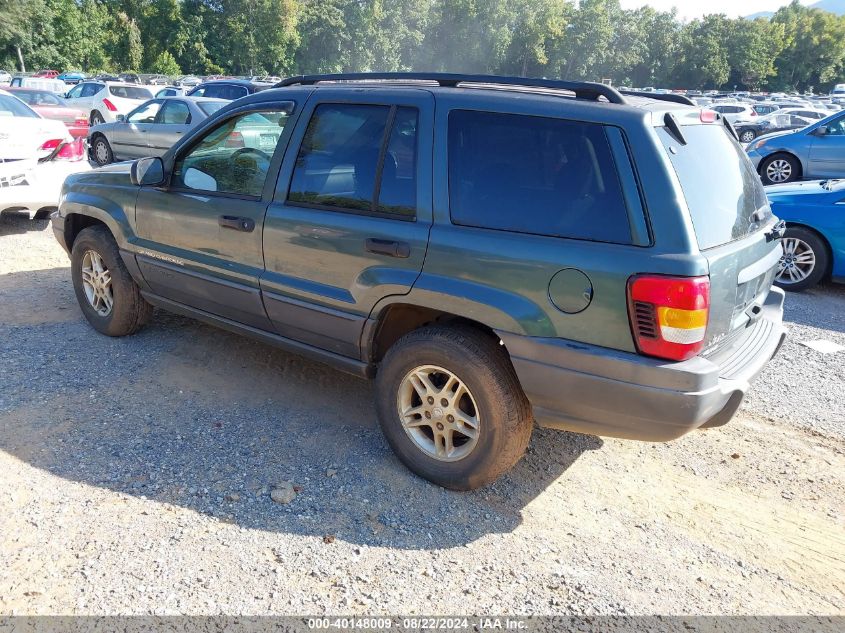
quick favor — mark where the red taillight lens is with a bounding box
[102,98,117,112]
[39,138,63,151]
[73,117,88,127]
[54,137,85,161]
[627,275,710,362]
[225,131,245,148]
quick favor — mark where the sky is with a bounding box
[619,0,814,20]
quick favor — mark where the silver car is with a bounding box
[88,96,227,166]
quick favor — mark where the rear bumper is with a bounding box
[0,160,91,217]
[501,287,787,442]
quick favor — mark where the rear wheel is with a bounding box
[375,325,533,490]
[90,111,105,126]
[71,226,152,335]
[775,227,828,292]
[92,135,113,166]
[760,154,800,185]
[739,129,756,143]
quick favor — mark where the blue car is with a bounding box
[747,110,845,185]
[57,71,86,85]
[766,179,845,290]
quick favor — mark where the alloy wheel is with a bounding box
[777,237,816,285]
[740,131,755,143]
[81,249,114,316]
[397,365,480,462]
[766,159,793,183]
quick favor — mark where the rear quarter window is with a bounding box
[448,110,633,245]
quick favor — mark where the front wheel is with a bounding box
[71,226,153,335]
[775,227,828,292]
[739,129,756,143]
[375,325,533,490]
[760,154,800,185]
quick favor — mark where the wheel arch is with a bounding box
[62,199,131,253]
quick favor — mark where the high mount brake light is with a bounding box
[700,109,717,123]
[627,275,710,362]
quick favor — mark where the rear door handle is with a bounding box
[218,215,255,232]
[365,238,410,258]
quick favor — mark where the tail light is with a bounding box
[225,131,245,148]
[102,98,117,112]
[751,110,758,116]
[39,138,63,152]
[73,117,88,128]
[627,275,710,362]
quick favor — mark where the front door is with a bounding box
[111,99,162,159]
[808,114,845,178]
[134,103,297,330]
[260,88,434,358]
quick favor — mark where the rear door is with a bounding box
[260,88,434,358]
[657,122,781,351]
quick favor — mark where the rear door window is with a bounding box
[158,100,191,124]
[447,110,633,244]
[658,124,771,250]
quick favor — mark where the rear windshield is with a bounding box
[198,101,226,116]
[109,86,153,100]
[0,94,38,118]
[659,124,771,250]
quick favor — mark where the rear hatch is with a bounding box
[657,119,781,353]
[107,85,153,113]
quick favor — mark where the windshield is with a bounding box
[109,85,153,100]
[0,94,39,118]
[659,124,771,250]
[198,101,226,116]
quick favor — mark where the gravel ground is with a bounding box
[1,214,843,616]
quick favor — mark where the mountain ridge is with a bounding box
[746,0,845,19]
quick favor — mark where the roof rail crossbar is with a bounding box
[276,73,628,104]
[619,90,695,106]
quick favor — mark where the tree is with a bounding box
[675,15,732,89]
[151,50,181,75]
[727,18,785,90]
[498,0,569,77]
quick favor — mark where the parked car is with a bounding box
[57,71,86,85]
[0,89,89,218]
[6,87,89,138]
[88,96,227,165]
[154,86,184,98]
[735,112,815,144]
[9,76,67,93]
[0,69,11,85]
[765,179,845,290]
[186,79,272,100]
[63,81,154,125]
[710,102,758,124]
[751,103,780,117]
[33,69,59,78]
[747,110,845,184]
[175,75,202,88]
[118,73,141,85]
[52,73,786,490]
[144,75,172,86]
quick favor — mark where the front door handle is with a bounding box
[365,238,410,258]
[218,215,255,232]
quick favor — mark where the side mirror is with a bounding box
[815,125,828,136]
[116,114,125,123]
[130,157,166,187]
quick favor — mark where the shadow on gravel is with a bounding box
[0,213,51,235]
[0,267,603,550]
[782,282,845,334]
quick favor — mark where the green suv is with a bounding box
[52,74,787,490]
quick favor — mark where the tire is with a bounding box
[739,129,756,143]
[91,135,113,166]
[71,225,152,336]
[90,111,105,126]
[375,325,533,490]
[774,226,829,292]
[760,153,800,185]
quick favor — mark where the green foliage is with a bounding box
[2,0,845,92]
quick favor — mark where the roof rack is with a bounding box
[276,73,628,104]
[620,90,695,106]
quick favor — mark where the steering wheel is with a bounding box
[232,147,270,161]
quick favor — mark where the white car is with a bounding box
[63,81,154,125]
[0,69,11,85]
[0,90,90,218]
[710,102,758,124]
